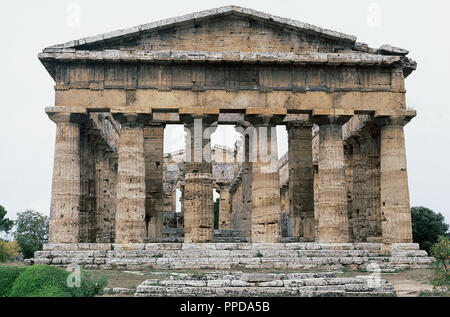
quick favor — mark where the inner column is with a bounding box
[144,123,165,242]
[287,120,315,242]
[182,116,217,243]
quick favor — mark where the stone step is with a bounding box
[134,272,395,297]
[43,242,399,251]
[32,242,432,271]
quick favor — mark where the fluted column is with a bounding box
[94,143,108,242]
[183,117,217,243]
[144,124,165,242]
[250,121,281,243]
[344,143,354,242]
[377,116,413,243]
[113,114,147,243]
[105,152,118,242]
[218,185,231,230]
[361,126,382,242]
[287,121,315,241]
[47,112,85,243]
[311,115,351,243]
[234,125,253,238]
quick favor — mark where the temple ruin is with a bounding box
[32,6,432,271]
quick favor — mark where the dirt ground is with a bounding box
[338,269,435,297]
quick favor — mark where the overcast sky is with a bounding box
[0,0,449,226]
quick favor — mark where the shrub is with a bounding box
[9,264,108,297]
[0,266,26,296]
[430,236,450,291]
[9,265,72,297]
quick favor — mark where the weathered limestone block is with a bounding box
[250,123,281,243]
[183,118,216,243]
[287,121,315,241]
[377,116,414,243]
[113,114,148,243]
[144,124,165,241]
[47,112,85,243]
[312,115,351,243]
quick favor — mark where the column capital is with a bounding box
[47,111,88,124]
[311,114,352,126]
[284,114,313,130]
[144,122,166,129]
[286,120,314,131]
[245,114,285,127]
[112,113,151,127]
[374,115,414,128]
[180,114,219,126]
[346,134,361,147]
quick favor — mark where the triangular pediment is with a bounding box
[44,6,358,54]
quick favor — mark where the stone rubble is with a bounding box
[135,271,395,297]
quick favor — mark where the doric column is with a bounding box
[360,126,382,242]
[218,185,231,230]
[94,143,108,243]
[113,113,148,243]
[234,125,252,238]
[47,112,85,243]
[287,121,315,241]
[182,116,217,243]
[376,116,414,243]
[311,114,351,243]
[105,152,118,242]
[144,123,165,242]
[344,142,354,242]
[248,117,282,243]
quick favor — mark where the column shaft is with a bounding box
[312,116,351,243]
[48,113,82,243]
[379,120,412,243]
[218,186,231,230]
[183,120,215,243]
[251,125,281,243]
[362,128,382,242]
[144,125,165,242]
[115,120,146,243]
[287,123,315,241]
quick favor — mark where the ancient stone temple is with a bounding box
[33,6,431,271]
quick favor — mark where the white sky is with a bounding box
[0,0,449,226]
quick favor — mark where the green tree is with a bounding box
[213,198,220,230]
[13,210,49,259]
[411,206,449,253]
[0,205,14,233]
